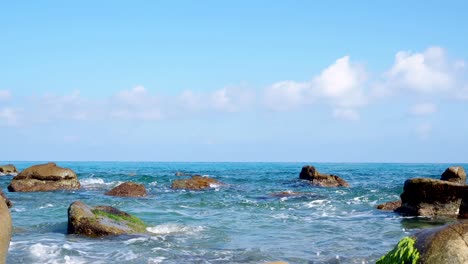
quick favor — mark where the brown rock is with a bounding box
[299,165,349,187]
[395,178,468,217]
[7,162,80,192]
[171,175,221,190]
[67,201,147,237]
[0,193,12,264]
[440,166,466,185]
[105,182,147,197]
[0,164,18,175]
[376,200,401,211]
[0,191,12,209]
[413,220,468,263]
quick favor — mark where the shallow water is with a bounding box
[1,162,463,263]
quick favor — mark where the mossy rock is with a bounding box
[67,201,147,237]
[377,237,420,264]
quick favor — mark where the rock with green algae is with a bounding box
[377,237,420,264]
[67,201,147,237]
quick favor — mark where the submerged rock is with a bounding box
[7,162,80,192]
[105,182,147,197]
[376,200,401,211]
[171,175,221,190]
[378,221,468,264]
[299,165,349,187]
[67,201,147,237]
[0,191,12,209]
[0,164,18,175]
[0,192,12,264]
[269,191,318,198]
[395,178,467,217]
[440,166,466,185]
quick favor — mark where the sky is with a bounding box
[1,1,468,162]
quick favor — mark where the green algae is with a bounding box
[92,209,147,232]
[377,237,420,264]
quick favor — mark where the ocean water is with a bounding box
[1,162,464,264]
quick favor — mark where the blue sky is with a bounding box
[1,1,468,162]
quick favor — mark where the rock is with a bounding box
[0,164,18,175]
[299,165,349,187]
[440,166,466,185]
[105,182,147,197]
[0,191,12,209]
[175,171,190,176]
[171,175,221,190]
[0,192,12,264]
[413,221,468,263]
[67,201,147,237]
[376,200,401,211]
[378,221,468,264]
[395,178,468,217]
[7,162,80,192]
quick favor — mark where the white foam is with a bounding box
[80,178,121,189]
[39,203,54,209]
[11,207,26,212]
[146,224,204,235]
[29,243,90,264]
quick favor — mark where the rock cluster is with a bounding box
[0,192,12,264]
[8,162,80,192]
[299,165,349,187]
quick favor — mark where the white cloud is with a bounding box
[332,108,360,121]
[0,107,18,126]
[410,103,437,116]
[0,90,12,101]
[263,80,310,111]
[384,46,454,93]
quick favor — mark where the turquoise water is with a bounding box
[1,162,463,264]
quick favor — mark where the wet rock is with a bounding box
[299,165,349,187]
[0,191,12,209]
[0,164,18,175]
[7,162,80,192]
[395,178,467,217]
[376,200,401,211]
[105,182,147,197]
[67,201,147,237]
[171,175,221,190]
[269,191,318,198]
[440,166,466,185]
[0,192,12,264]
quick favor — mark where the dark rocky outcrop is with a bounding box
[0,192,12,264]
[395,178,468,217]
[105,182,147,197]
[7,162,80,192]
[171,175,221,190]
[378,221,468,263]
[299,165,349,187]
[376,200,401,211]
[67,201,147,237]
[0,164,18,175]
[0,191,12,209]
[440,166,466,185]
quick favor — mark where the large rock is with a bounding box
[0,164,18,175]
[378,221,468,264]
[299,165,349,187]
[7,162,80,192]
[395,178,467,217]
[67,201,147,237]
[440,166,466,185]
[105,182,147,197]
[171,175,221,190]
[0,191,12,209]
[0,192,12,264]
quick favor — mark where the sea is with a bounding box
[1,162,464,264]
